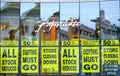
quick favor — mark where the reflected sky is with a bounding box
[41,3,59,19]
[1,2,5,8]
[20,3,36,16]
[101,1,119,26]
[0,0,120,29]
[80,2,99,29]
[60,3,79,20]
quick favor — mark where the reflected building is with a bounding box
[91,10,118,39]
[117,27,120,39]
[68,18,96,40]
[21,3,40,36]
[40,11,59,40]
[60,18,96,40]
[0,2,19,40]
[80,24,95,39]
[60,23,96,40]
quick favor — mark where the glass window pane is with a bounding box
[60,3,79,75]
[0,2,20,75]
[100,1,120,76]
[20,3,40,75]
[80,2,100,76]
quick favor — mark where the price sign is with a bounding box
[61,40,79,46]
[21,36,39,46]
[41,41,58,46]
[21,40,38,46]
[1,40,18,46]
[102,40,119,46]
[81,40,99,46]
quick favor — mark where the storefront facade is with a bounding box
[0,0,120,76]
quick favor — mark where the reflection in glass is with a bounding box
[80,2,99,40]
[0,2,20,76]
[60,3,79,40]
[40,3,59,41]
[100,0,119,39]
[20,3,40,40]
[0,2,20,41]
[100,1,119,76]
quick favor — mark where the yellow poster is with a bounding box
[0,47,1,73]
[102,46,119,75]
[82,47,100,73]
[41,47,58,73]
[102,46,119,65]
[0,47,18,73]
[21,47,38,73]
[119,46,120,65]
[61,47,79,73]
